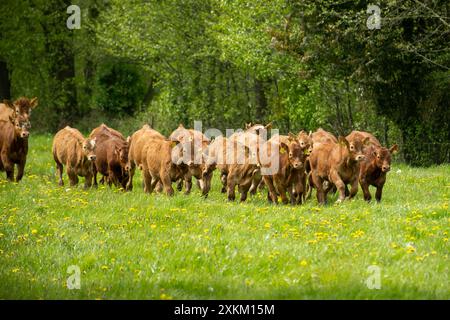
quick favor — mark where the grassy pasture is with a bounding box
[0,135,448,299]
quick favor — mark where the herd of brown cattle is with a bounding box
[0,97,399,204]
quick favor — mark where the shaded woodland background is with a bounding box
[0,0,448,165]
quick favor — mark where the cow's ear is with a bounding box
[308,130,313,138]
[298,130,306,137]
[363,137,371,146]
[30,97,38,109]
[178,123,184,128]
[245,122,252,129]
[389,144,399,154]
[265,122,272,130]
[126,136,131,144]
[338,136,349,148]
[279,142,289,155]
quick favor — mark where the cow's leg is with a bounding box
[1,154,14,182]
[238,182,251,202]
[227,179,236,201]
[360,178,372,202]
[276,182,289,205]
[311,172,325,204]
[349,176,359,199]
[16,159,26,182]
[375,185,384,202]
[56,162,64,186]
[142,167,152,193]
[184,176,192,195]
[147,176,159,195]
[84,173,93,189]
[329,170,345,203]
[264,176,278,204]
[93,166,98,188]
[305,172,313,200]
[67,168,78,186]
[161,174,174,196]
[220,173,227,193]
[176,179,183,191]
[126,164,135,191]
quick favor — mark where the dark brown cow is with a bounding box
[309,136,369,204]
[0,97,38,123]
[347,130,398,202]
[0,113,30,182]
[52,126,97,188]
[89,125,129,189]
[125,124,165,191]
[262,134,306,204]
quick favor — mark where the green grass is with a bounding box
[0,134,449,299]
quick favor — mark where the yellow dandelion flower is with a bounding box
[300,260,308,267]
[31,229,38,235]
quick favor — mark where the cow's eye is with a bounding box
[350,145,354,150]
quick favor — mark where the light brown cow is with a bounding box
[0,113,30,182]
[52,126,97,188]
[125,124,165,191]
[309,136,369,204]
[143,137,186,196]
[169,125,212,195]
[89,124,130,189]
[262,134,306,204]
[347,130,398,202]
[0,97,38,123]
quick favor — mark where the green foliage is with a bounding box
[0,0,448,164]
[94,61,146,116]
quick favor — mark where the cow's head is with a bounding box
[339,136,369,162]
[9,113,31,139]
[297,130,313,154]
[283,134,304,169]
[372,144,399,172]
[114,142,129,167]
[82,137,97,161]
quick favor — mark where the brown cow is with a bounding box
[309,136,369,204]
[169,125,212,195]
[347,130,398,202]
[224,139,261,202]
[52,126,97,188]
[0,113,30,182]
[262,134,306,204]
[0,97,38,122]
[143,137,186,196]
[89,125,129,189]
[229,131,263,195]
[125,124,165,191]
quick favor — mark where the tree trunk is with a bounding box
[254,78,268,123]
[0,61,11,100]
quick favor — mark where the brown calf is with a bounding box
[262,134,306,204]
[52,126,97,188]
[143,138,186,196]
[126,124,165,191]
[89,125,129,189]
[0,114,30,182]
[309,136,369,204]
[347,130,398,202]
